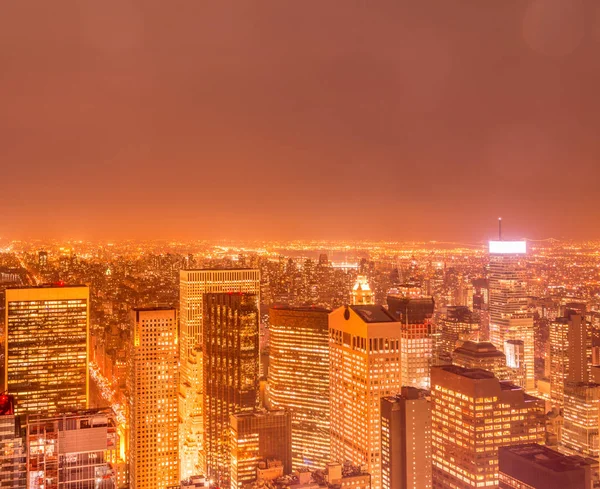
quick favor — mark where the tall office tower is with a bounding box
[0,395,26,489]
[203,293,259,486]
[438,306,479,364]
[381,387,432,489]
[129,308,179,489]
[431,366,545,489]
[5,285,89,415]
[451,340,508,379]
[561,382,600,458]
[550,313,591,406]
[26,409,119,489]
[498,444,594,489]
[488,240,535,390]
[387,295,435,389]
[268,306,331,470]
[352,276,374,305]
[329,305,402,489]
[230,409,292,489]
[179,269,260,478]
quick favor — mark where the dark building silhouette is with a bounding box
[499,444,594,489]
[203,292,260,486]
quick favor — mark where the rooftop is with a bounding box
[270,305,331,313]
[500,444,595,473]
[453,341,505,358]
[7,283,87,290]
[134,306,176,312]
[182,267,258,272]
[437,365,496,380]
[349,305,397,323]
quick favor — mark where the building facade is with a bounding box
[386,296,435,390]
[561,381,600,458]
[268,306,330,470]
[381,387,432,489]
[179,269,260,478]
[0,395,26,489]
[431,366,545,489]
[129,308,179,489]
[5,285,89,415]
[329,305,402,489]
[203,293,260,486]
[230,410,292,488]
[550,313,590,406]
[26,409,119,489]
[438,306,479,364]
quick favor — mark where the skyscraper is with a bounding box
[381,387,432,489]
[268,306,330,470]
[230,409,292,489]
[561,381,600,458]
[179,269,260,478]
[5,285,89,415]
[329,305,402,489]
[438,306,479,364]
[129,307,179,489]
[387,294,435,389]
[203,293,260,486]
[431,365,545,489]
[488,240,535,390]
[550,312,590,406]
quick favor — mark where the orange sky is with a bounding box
[1,1,599,242]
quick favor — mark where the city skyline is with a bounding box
[3,2,600,488]
[2,1,600,241]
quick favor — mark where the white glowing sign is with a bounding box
[488,241,527,254]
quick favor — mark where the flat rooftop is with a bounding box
[270,305,331,313]
[134,306,176,312]
[500,444,595,473]
[438,365,496,380]
[6,283,87,290]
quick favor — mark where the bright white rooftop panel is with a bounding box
[489,241,527,254]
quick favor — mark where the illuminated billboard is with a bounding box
[488,241,527,254]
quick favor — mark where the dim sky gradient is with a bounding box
[1,1,600,242]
